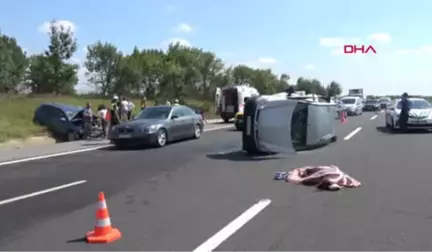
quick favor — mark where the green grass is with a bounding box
[0,95,217,143]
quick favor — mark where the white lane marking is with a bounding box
[343,127,362,140]
[0,125,234,167]
[193,199,271,252]
[204,125,233,132]
[0,180,87,206]
[0,146,111,167]
[370,115,378,120]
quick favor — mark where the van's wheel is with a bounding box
[223,117,229,123]
[193,124,203,139]
[331,136,337,142]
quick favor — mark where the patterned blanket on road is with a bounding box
[274,165,361,191]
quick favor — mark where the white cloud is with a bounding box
[319,37,360,47]
[38,20,77,34]
[304,64,316,70]
[396,45,432,56]
[174,23,194,33]
[319,37,345,47]
[163,38,192,47]
[320,33,391,49]
[367,33,392,44]
[330,48,344,55]
[258,57,277,64]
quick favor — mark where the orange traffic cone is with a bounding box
[86,192,121,244]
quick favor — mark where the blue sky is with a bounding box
[1,0,432,95]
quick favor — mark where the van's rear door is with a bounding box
[256,100,296,154]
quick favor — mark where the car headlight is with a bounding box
[144,125,158,133]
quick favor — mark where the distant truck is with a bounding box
[348,89,364,99]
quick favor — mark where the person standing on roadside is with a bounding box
[97,104,108,138]
[110,95,120,128]
[399,92,411,131]
[121,97,129,121]
[83,102,93,139]
[127,98,135,120]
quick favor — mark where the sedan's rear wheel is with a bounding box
[156,129,167,147]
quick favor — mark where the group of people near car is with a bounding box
[81,95,139,139]
[80,95,182,140]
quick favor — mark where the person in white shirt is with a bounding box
[127,99,135,120]
[97,104,108,138]
[120,97,129,120]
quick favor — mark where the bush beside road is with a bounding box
[0,95,217,143]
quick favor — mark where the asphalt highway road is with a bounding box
[1,112,432,251]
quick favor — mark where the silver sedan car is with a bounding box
[108,105,204,148]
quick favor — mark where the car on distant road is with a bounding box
[385,97,432,131]
[379,97,392,109]
[33,103,90,141]
[339,96,363,116]
[363,99,380,111]
[108,105,204,148]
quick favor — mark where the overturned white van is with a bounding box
[242,92,337,155]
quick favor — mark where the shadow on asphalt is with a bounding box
[98,145,152,151]
[226,128,240,132]
[96,138,199,151]
[207,150,281,162]
[376,126,432,134]
[66,237,86,243]
[209,121,233,125]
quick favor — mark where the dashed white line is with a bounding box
[193,199,272,252]
[343,127,362,140]
[370,115,378,120]
[0,125,233,167]
[0,147,111,167]
[0,180,87,206]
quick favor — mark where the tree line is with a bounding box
[0,20,343,103]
